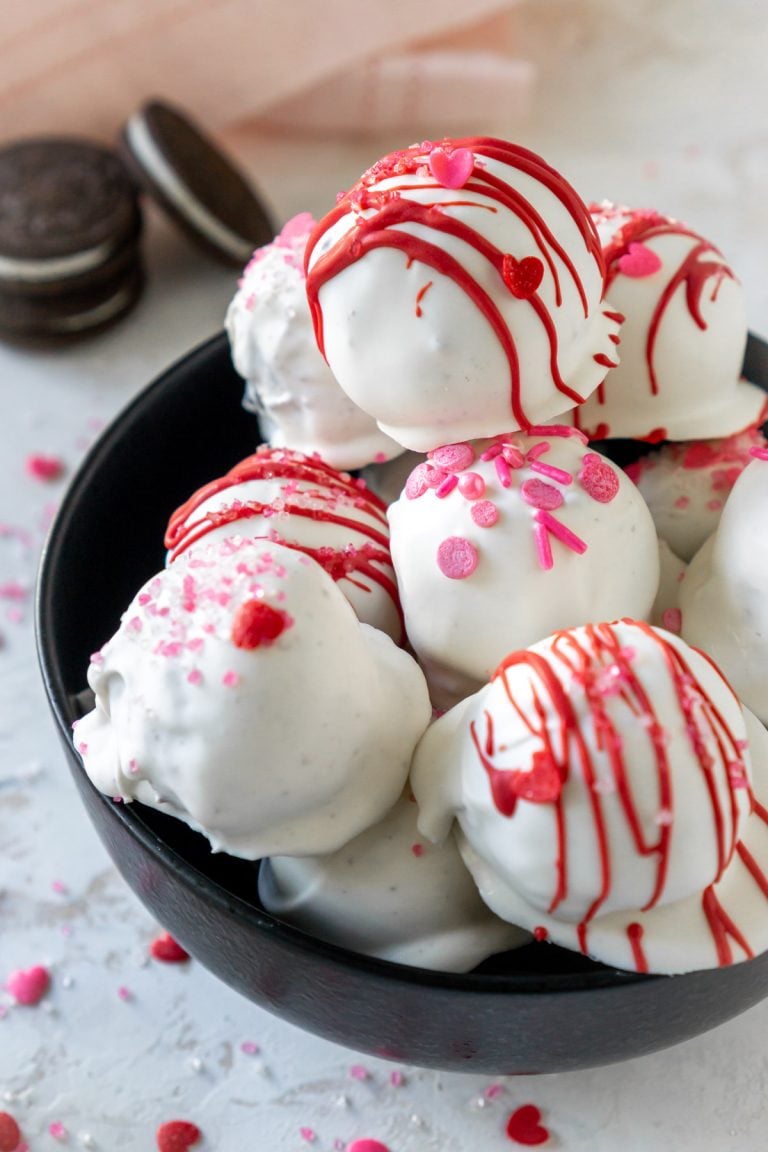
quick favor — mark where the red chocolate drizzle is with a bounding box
[470,621,757,969]
[165,449,403,641]
[305,138,605,430]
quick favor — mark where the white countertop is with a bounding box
[3,4,768,1147]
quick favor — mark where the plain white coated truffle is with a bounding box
[259,790,529,971]
[305,138,622,452]
[411,619,768,975]
[73,539,431,859]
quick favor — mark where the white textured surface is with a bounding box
[3,3,768,1145]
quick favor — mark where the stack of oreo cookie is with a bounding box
[0,102,274,344]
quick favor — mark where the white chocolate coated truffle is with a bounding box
[306,138,622,452]
[259,791,528,971]
[388,429,659,708]
[412,620,768,974]
[625,427,766,561]
[567,203,766,441]
[166,446,403,644]
[73,539,431,859]
[680,454,768,724]
[226,213,402,469]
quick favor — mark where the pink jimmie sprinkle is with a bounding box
[471,500,499,528]
[526,441,550,461]
[527,424,588,444]
[480,442,503,461]
[300,1128,317,1144]
[187,669,202,686]
[389,1070,405,1087]
[49,1121,67,1141]
[484,1081,504,1100]
[495,455,513,488]
[117,985,132,1001]
[661,608,682,634]
[578,454,619,503]
[349,1064,371,1081]
[534,510,587,555]
[529,460,573,486]
[346,1142,391,1152]
[749,446,768,461]
[533,521,553,571]
[25,453,64,482]
[435,474,458,498]
[222,670,240,687]
[520,479,564,511]
[240,1040,260,1055]
[436,536,478,579]
[458,472,485,500]
[429,443,475,472]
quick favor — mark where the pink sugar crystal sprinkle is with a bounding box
[349,1064,370,1081]
[25,453,64,482]
[49,1121,67,1141]
[300,1128,316,1143]
[471,500,499,528]
[436,536,478,579]
[520,479,564,511]
[578,454,619,503]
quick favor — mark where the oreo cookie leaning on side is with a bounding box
[121,100,274,267]
[0,137,144,342]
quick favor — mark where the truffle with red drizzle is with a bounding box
[566,202,766,441]
[305,137,622,452]
[166,445,403,644]
[388,428,659,709]
[412,619,768,974]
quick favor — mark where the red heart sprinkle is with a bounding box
[6,964,50,1005]
[156,1120,201,1152]
[506,1104,550,1146]
[0,1112,21,1152]
[428,146,474,190]
[617,241,662,278]
[150,932,190,964]
[231,600,291,649]
[502,255,544,299]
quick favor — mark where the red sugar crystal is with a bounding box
[231,600,291,649]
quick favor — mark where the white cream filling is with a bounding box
[0,239,115,284]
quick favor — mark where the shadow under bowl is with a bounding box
[36,331,768,1074]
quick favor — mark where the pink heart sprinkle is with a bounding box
[617,241,662,278]
[7,965,50,1006]
[428,146,474,190]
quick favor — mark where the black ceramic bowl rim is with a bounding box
[34,330,768,1071]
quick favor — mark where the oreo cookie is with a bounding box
[0,137,143,341]
[121,100,274,267]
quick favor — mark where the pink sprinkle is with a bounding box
[77,741,88,756]
[471,500,499,528]
[529,460,573,485]
[705,499,723,511]
[495,455,513,488]
[578,454,620,503]
[127,616,143,633]
[49,1121,67,1141]
[533,521,553,570]
[674,496,690,509]
[240,1040,260,1055]
[520,479,564,511]
[405,464,433,500]
[373,452,388,463]
[0,580,27,600]
[528,424,588,443]
[6,606,22,624]
[526,442,550,461]
[187,669,202,686]
[534,510,587,554]
[749,446,768,461]
[222,670,240,687]
[436,536,478,579]
[484,1082,504,1100]
[390,1070,405,1087]
[458,472,485,500]
[7,964,50,1006]
[435,474,458,498]
[429,443,475,472]
[349,1064,370,1081]
[89,649,105,665]
[661,608,682,634]
[117,985,132,1001]
[501,443,525,468]
[480,442,504,461]
[25,453,64,482]
[300,1128,316,1143]
[51,880,68,895]
[411,843,425,857]
[728,761,749,789]
[346,1141,391,1152]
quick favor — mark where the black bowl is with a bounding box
[36,331,768,1074]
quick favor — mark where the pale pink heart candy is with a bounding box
[428,146,474,190]
[7,964,50,1005]
[617,241,662,278]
